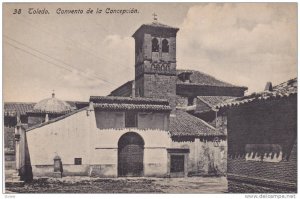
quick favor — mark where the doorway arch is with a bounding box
[118,132,144,177]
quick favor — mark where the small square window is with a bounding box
[74,158,82,165]
[170,155,185,173]
[125,112,138,127]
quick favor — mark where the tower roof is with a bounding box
[132,21,179,38]
[30,92,73,114]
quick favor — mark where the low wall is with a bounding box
[32,164,90,177]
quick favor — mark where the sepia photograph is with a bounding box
[2,2,297,196]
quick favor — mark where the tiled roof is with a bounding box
[197,96,237,108]
[169,110,223,137]
[4,101,81,117]
[94,103,171,112]
[26,109,71,115]
[90,96,169,105]
[107,69,247,98]
[177,69,247,89]
[132,21,179,37]
[143,22,179,30]
[4,102,35,116]
[216,78,297,109]
[32,94,73,114]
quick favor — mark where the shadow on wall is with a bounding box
[19,128,33,182]
[197,142,227,176]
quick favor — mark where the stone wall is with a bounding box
[4,127,15,151]
[171,138,227,176]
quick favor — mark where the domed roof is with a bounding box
[33,92,73,114]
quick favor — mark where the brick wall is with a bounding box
[228,141,297,182]
[143,74,177,109]
[226,96,297,192]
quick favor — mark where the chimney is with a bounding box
[264,82,273,91]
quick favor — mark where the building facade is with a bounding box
[216,78,297,193]
[14,20,248,179]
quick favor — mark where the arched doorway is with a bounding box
[118,132,144,177]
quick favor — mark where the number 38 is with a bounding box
[13,9,21,14]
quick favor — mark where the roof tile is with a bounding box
[4,103,35,116]
[177,69,247,89]
[94,103,171,112]
[169,110,223,137]
[216,78,297,109]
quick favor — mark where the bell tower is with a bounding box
[132,18,179,109]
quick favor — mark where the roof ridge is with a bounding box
[177,69,248,89]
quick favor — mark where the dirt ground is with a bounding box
[5,176,227,193]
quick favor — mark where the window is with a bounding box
[178,72,192,83]
[74,158,82,165]
[162,39,169,53]
[170,155,185,173]
[152,38,159,52]
[125,111,138,127]
[188,97,194,106]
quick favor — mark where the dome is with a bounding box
[33,93,73,114]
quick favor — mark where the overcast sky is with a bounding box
[3,3,297,102]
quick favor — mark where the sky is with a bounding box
[3,3,297,102]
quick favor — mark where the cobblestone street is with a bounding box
[6,176,227,193]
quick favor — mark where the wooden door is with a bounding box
[118,132,144,177]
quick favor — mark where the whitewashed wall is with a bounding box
[26,109,172,177]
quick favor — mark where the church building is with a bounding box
[15,19,247,179]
